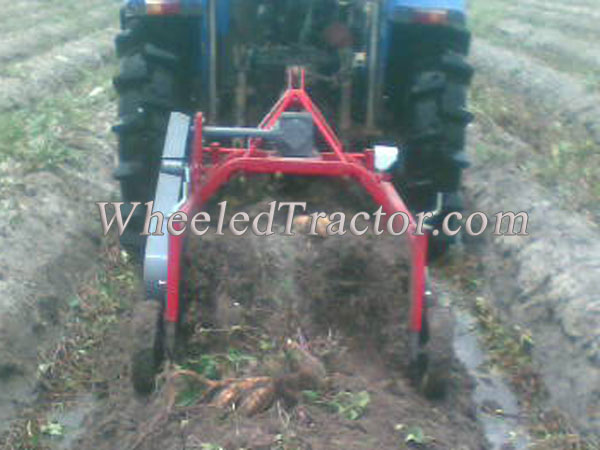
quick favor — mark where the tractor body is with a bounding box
[114,0,473,254]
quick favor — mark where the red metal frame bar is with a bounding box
[167,70,428,335]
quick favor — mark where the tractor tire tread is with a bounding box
[400,48,473,256]
[114,10,194,256]
[441,51,474,82]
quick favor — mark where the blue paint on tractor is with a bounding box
[387,0,465,14]
[126,0,465,18]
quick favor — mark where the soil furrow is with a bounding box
[0,27,116,112]
[0,0,115,35]
[463,121,600,437]
[0,7,117,66]
[513,0,600,20]
[500,7,600,41]
[0,67,118,436]
[470,38,600,221]
[469,45,600,133]
[490,19,600,78]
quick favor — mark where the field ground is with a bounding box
[0,0,598,449]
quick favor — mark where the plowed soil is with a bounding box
[71,180,486,450]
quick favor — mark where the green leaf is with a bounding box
[68,296,81,309]
[226,349,256,371]
[176,385,203,407]
[200,444,224,450]
[327,391,370,420]
[355,390,370,408]
[345,408,361,421]
[302,390,321,403]
[40,422,64,437]
[259,339,275,352]
[405,426,426,444]
[184,355,220,380]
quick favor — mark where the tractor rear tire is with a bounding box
[113,12,194,256]
[403,50,473,258]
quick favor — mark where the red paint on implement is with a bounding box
[165,69,429,335]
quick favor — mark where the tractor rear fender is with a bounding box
[385,0,467,29]
[386,0,466,18]
[123,0,204,16]
[122,0,228,26]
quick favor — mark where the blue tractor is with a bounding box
[113,0,473,257]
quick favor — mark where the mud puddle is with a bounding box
[452,308,531,449]
[431,270,533,449]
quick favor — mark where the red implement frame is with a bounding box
[166,69,429,334]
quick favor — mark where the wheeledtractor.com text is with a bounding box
[96,201,529,238]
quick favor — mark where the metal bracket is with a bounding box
[144,112,191,300]
[204,112,315,157]
[422,192,445,230]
